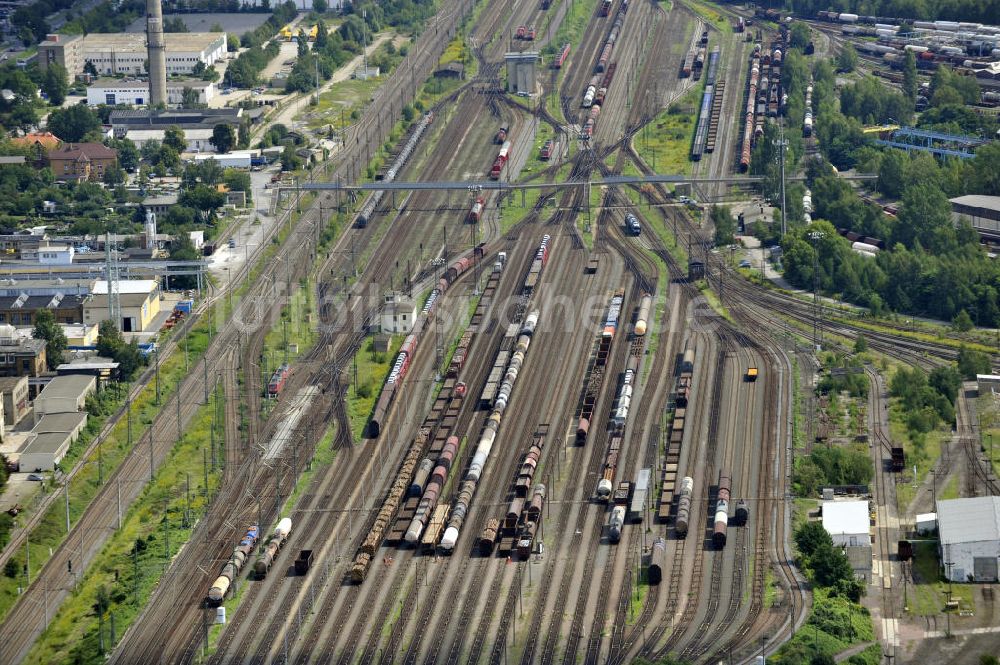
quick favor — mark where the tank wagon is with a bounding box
[369,246,483,437]
[404,435,459,543]
[648,537,666,584]
[713,470,731,548]
[608,505,626,543]
[356,112,433,227]
[675,476,694,536]
[207,526,259,605]
[254,518,292,576]
[633,293,653,336]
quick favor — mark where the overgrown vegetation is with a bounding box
[770,521,875,664]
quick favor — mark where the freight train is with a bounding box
[439,308,541,551]
[490,140,512,179]
[356,112,433,227]
[596,0,629,73]
[254,518,292,576]
[597,353,640,499]
[713,470,731,548]
[207,526,259,605]
[369,246,484,437]
[691,47,721,160]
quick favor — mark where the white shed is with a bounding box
[937,497,1000,582]
[33,374,96,422]
[822,499,871,547]
[916,512,937,535]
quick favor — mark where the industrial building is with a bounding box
[0,375,29,427]
[979,374,1000,395]
[86,79,216,107]
[17,412,89,472]
[109,108,244,152]
[0,326,46,377]
[822,499,871,547]
[38,32,226,78]
[380,293,417,334]
[84,279,161,333]
[950,195,1000,240]
[33,374,96,421]
[0,293,88,326]
[937,497,1000,582]
[505,52,539,95]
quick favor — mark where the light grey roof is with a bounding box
[937,497,1000,545]
[22,430,73,455]
[33,412,87,434]
[36,374,95,400]
[845,544,873,571]
[822,500,870,535]
[950,195,1000,211]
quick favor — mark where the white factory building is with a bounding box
[39,32,226,77]
[937,497,1000,583]
[822,499,871,547]
[86,79,216,107]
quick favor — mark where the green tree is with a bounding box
[163,16,188,32]
[42,63,69,106]
[179,184,226,221]
[711,205,737,246]
[313,0,328,12]
[837,44,857,73]
[957,345,991,379]
[47,105,101,142]
[96,320,144,378]
[853,335,868,353]
[108,137,139,172]
[210,124,236,153]
[222,168,252,204]
[280,143,301,171]
[33,309,67,369]
[929,366,962,405]
[228,33,241,52]
[210,22,224,33]
[789,22,811,49]
[181,87,199,108]
[877,149,907,199]
[902,50,918,103]
[952,309,974,332]
[103,165,126,186]
[163,125,187,153]
[315,18,329,48]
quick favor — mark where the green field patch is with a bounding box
[908,541,974,616]
[347,336,403,442]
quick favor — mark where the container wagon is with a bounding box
[554,42,571,69]
[630,468,651,523]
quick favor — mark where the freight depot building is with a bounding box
[937,497,1000,582]
[950,194,1000,241]
[38,32,226,78]
[86,79,216,107]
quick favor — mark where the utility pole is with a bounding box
[808,231,825,351]
[775,124,789,237]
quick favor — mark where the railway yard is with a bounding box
[4,1,1000,664]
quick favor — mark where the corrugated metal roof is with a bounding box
[950,194,1000,211]
[822,500,869,536]
[937,497,1000,545]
